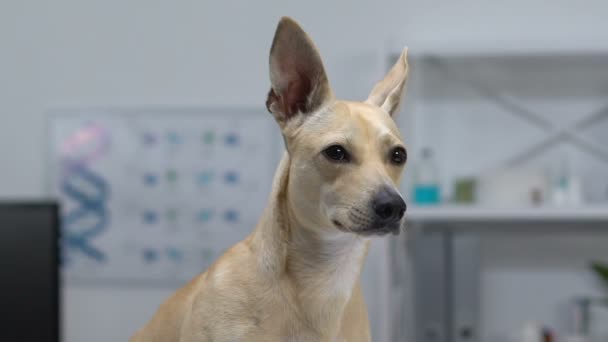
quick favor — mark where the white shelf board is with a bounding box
[387,43,608,60]
[407,205,608,223]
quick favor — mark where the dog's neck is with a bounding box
[251,153,369,333]
[286,216,368,331]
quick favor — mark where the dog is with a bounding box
[131,16,409,342]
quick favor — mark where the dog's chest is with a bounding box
[298,237,368,299]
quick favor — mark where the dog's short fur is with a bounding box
[131,17,409,342]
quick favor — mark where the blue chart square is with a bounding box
[224,133,239,146]
[142,248,158,263]
[198,209,213,223]
[142,132,157,146]
[143,210,158,224]
[166,247,183,262]
[167,131,182,145]
[224,171,239,185]
[143,173,158,186]
[197,171,213,186]
[223,209,239,223]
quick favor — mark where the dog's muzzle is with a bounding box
[359,188,406,236]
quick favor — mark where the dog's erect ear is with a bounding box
[266,17,333,127]
[366,48,409,117]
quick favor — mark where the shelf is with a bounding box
[407,205,608,223]
[388,45,608,61]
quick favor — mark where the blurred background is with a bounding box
[1,1,608,342]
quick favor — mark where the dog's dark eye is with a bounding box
[390,146,407,165]
[323,145,350,162]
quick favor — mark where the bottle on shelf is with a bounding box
[551,157,584,207]
[413,147,441,205]
[551,158,570,207]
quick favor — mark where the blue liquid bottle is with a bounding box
[413,148,441,205]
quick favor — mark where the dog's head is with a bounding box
[266,17,409,236]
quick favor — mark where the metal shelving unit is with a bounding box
[423,55,608,168]
[389,51,608,342]
[404,211,608,342]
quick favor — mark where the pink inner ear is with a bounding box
[266,71,312,120]
[284,74,311,116]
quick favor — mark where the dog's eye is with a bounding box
[323,145,350,162]
[390,146,407,165]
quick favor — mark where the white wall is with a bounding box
[3,1,608,341]
[397,0,608,54]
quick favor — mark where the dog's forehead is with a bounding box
[327,101,400,138]
[296,100,403,148]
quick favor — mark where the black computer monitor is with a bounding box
[0,202,60,342]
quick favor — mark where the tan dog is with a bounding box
[131,17,409,342]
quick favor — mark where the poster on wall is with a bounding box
[48,108,278,285]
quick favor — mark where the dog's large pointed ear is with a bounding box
[266,17,333,128]
[366,48,409,117]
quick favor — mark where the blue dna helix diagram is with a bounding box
[59,123,111,264]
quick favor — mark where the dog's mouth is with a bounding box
[359,222,402,236]
[332,219,402,236]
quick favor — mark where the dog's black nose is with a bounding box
[372,189,406,224]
